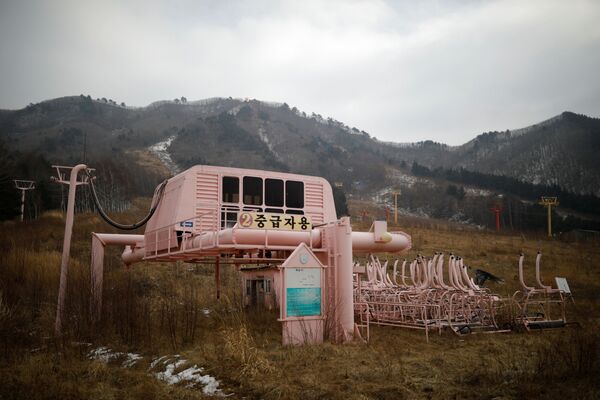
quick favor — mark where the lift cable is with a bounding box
[86,169,168,230]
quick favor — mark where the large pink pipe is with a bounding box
[195,227,322,248]
[91,233,146,317]
[335,217,355,340]
[350,231,411,254]
[183,226,411,254]
[95,233,144,246]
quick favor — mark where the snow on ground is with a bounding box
[385,169,433,190]
[149,135,180,174]
[464,187,493,197]
[88,347,127,364]
[123,353,143,368]
[88,347,143,368]
[150,355,224,396]
[257,126,274,153]
[89,347,225,396]
[396,207,431,219]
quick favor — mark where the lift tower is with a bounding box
[490,205,503,232]
[13,180,35,222]
[539,197,559,237]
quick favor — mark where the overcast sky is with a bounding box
[1,0,599,144]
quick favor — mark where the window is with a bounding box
[243,176,263,205]
[286,209,304,215]
[265,179,284,207]
[286,180,304,208]
[222,177,239,203]
[265,208,283,213]
[265,279,271,293]
[220,207,239,228]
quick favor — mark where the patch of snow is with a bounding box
[227,104,243,116]
[464,187,493,197]
[89,347,143,368]
[256,124,283,162]
[149,135,180,174]
[89,347,226,396]
[123,353,143,368]
[88,346,123,363]
[151,355,225,396]
[150,355,168,369]
[257,126,274,152]
[397,207,431,219]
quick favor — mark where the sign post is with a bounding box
[279,243,324,345]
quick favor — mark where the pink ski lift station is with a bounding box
[52,164,571,344]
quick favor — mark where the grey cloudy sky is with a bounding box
[1,0,599,144]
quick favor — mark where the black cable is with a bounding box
[86,169,168,230]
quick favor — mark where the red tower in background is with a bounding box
[490,205,503,232]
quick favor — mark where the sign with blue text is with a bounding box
[285,266,321,317]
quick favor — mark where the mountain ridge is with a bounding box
[1,95,598,198]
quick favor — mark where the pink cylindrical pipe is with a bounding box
[351,231,411,253]
[535,252,551,290]
[165,224,410,256]
[410,259,418,288]
[55,163,87,336]
[448,255,456,288]
[189,227,322,249]
[392,259,399,285]
[459,262,480,291]
[95,233,144,246]
[436,253,452,290]
[122,246,145,265]
[332,217,355,341]
[456,258,472,292]
[519,254,535,291]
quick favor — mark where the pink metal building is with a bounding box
[90,165,412,344]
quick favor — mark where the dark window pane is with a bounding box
[286,181,304,208]
[242,206,263,212]
[286,209,304,215]
[265,208,284,213]
[243,176,263,205]
[220,206,239,229]
[265,179,284,207]
[222,176,239,203]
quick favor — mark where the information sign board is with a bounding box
[285,267,321,317]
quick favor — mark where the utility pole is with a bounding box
[13,180,35,222]
[391,191,400,225]
[51,164,91,336]
[490,205,503,232]
[539,196,559,237]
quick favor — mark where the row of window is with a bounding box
[222,176,304,208]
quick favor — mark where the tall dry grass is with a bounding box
[1,209,600,399]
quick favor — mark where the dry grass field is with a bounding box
[1,202,599,399]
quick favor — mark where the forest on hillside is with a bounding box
[406,162,600,232]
